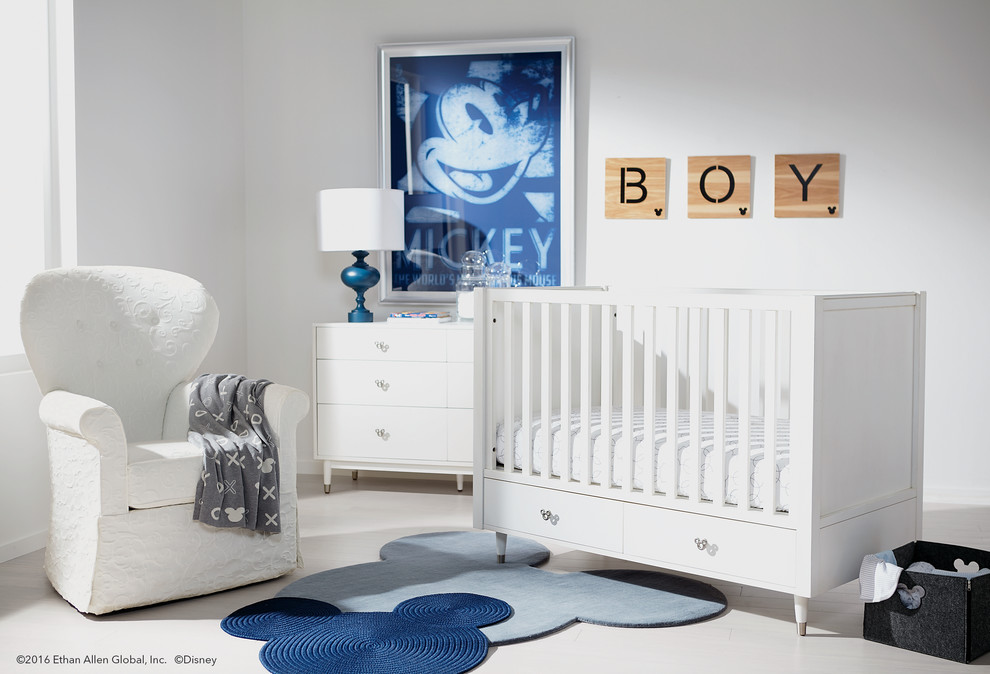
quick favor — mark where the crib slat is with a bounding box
[600,305,613,488]
[621,306,635,493]
[711,308,727,507]
[688,309,703,503]
[762,310,778,515]
[738,310,753,510]
[664,306,680,503]
[699,309,710,411]
[643,306,658,496]
[520,302,533,477]
[580,303,593,486]
[484,300,496,471]
[561,304,572,481]
[502,304,514,475]
[540,302,552,480]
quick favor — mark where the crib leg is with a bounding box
[794,595,809,636]
[495,532,507,564]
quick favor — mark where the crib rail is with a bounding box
[476,287,819,526]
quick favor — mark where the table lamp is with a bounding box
[318,187,405,322]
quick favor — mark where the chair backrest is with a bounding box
[20,266,219,441]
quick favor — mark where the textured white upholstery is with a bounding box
[21,266,309,614]
[126,441,203,508]
[21,266,218,442]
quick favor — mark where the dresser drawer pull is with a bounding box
[540,509,560,526]
[694,537,718,556]
[374,341,390,353]
[375,379,390,392]
[375,428,390,441]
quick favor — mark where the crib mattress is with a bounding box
[495,408,791,512]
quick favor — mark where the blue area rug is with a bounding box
[277,531,727,645]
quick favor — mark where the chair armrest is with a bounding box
[162,381,193,440]
[261,384,310,493]
[163,379,308,496]
[38,390,129,515]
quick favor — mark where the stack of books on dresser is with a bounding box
[386,311,453,324]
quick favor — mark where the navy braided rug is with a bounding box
[223,531,727,673]
[224,593,511,674]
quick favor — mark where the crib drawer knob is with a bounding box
[375,428,390,441]
[541,509,560,526]
[694,537,718,556]
[375,379,390,392]
[374,341,390,353]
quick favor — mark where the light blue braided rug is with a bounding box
[276,531,726,645]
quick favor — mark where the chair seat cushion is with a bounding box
[127,441,203,508]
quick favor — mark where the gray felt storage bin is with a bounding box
[863,541,990,663]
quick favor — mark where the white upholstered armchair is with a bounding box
[20,266,309,614]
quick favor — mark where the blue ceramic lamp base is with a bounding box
[341,250,379,323]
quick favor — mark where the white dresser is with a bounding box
[312,321,473,493]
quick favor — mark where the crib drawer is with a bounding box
[623,504,796,586]
[483,479,623,553]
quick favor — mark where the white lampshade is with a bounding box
[318,188,405,252]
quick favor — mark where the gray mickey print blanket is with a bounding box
[190,373,281,533]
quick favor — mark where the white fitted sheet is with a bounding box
[495,408,791,512]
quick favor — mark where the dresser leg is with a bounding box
[496,531,507,564]
[456,474,464,491]
[323,462,332,494]
[351,470,358,480]
[794,595,809,636]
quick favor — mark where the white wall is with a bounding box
[583,0,990,503]
[0,372,49,559]
[7,0,988,561]
[242,0,990,500]
[73,0,248,376]
[1,0,248,561]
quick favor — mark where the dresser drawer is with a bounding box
[446,328,473,362]
[447,408,473,462]
[483,479,623,552]
[447,361,473,408]
[315,325,446,361]
[316,404,447,461]
[313,321,474,486]
[623,504,796,586]
[317,360,446,407]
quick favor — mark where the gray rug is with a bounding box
[278,531,726,644]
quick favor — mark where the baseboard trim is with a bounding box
[298,459,322,475]
[0,531,46,564]
[925,487,990,506]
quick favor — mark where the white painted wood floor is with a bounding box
[1,474,986,673]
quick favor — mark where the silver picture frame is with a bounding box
[378,36,575,304]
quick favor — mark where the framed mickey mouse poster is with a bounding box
[378,37,575,303]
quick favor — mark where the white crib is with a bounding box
[472,286,926,635]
